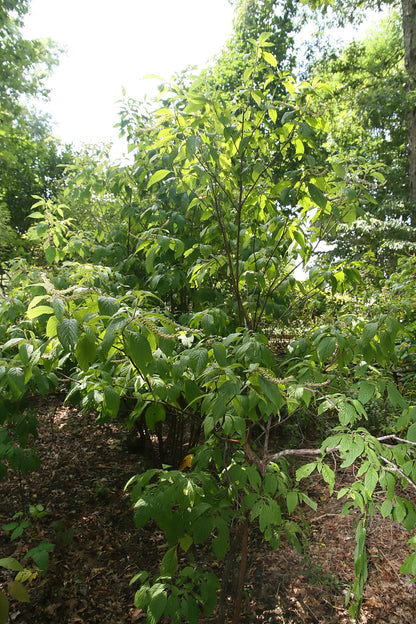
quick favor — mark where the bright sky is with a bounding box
[23,0,235,149]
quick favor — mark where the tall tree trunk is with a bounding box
[402,0,416,226]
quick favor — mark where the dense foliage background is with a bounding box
[1,1,416,622]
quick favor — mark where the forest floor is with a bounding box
[1,396,415,624]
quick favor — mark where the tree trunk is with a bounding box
[402,0,416,226]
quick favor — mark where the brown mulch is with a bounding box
[0,397,415,623]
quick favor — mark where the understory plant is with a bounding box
[0,36,415,623]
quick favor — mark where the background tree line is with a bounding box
[1,1,416,622]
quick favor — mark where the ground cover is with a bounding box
[1,397,415,623]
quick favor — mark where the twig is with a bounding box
[380,456,416,493]
[378,435,416,448]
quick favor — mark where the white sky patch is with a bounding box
[23,0,235,148]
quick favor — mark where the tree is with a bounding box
[308,10,416,266]
[0,0,72,234]
[307,0,416,225]
[206,0,300,93]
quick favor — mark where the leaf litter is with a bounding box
[0,396,415,623]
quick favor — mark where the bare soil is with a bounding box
[1,397,415,623]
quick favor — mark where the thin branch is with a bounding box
[377,435,416,448]
[380,456,416,493]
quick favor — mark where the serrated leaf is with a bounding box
[317,336,336,363]
[186,135,201,158]
[296,462,317,481]
[147,169,171,189]
[213,343,227,367]
[188,348,208,377]
[361,322,378,344]
[57,318,80,351]
[7,580,30,603]
[134,584,150,609]
[8,367,26,397]
[358,381,375,405]
[148,585,167,623]
[103,386,120,418]
[97,296,118,317]
[51,298,65,321]
[125,330,153,373]
[387,381,407,408]
[44,245,56,264]
[160,546,177,578]
[308,182,328,210]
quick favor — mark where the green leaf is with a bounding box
[97,296,119,317]
[44,245,56,264]
[332,162,346,179]
[160,547,177,578]
[407,423,416,442]
[186,136,201,158]
[213,344,227,367]
[46,315,58,338]
[7,581,29,603]
[340,437,365,468]
[134,584,150,609]
[57,318,80,351]
[75,333,96,372]
[188,348,209,377]
[387,382,407,408]
[361,322,378,344]
[317,335,336,362]
[147,169,171,189]
[358,381,375,405]
[296,462,318,481]
[258,31,272,46]
[380,499,392,518]
[364,466,378,497]
[0,557,23,572]
[213,517,230,560]
[148,584,167,623]
[125,330,153,373]
[308,183,328,210]
[321,464,335,495]
[179,535,193,552]
[338,401,358,426]
[103,386,120,418]
[26,305,54,320]
[263,50,277,67]
[8,367,26,397]
[286,491,298,515]
[0,592,9,624]
[400,552,416,576]
[145,403,165,429]
[51,297,65,321]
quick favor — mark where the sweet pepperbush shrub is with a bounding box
[1,37,415,622]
